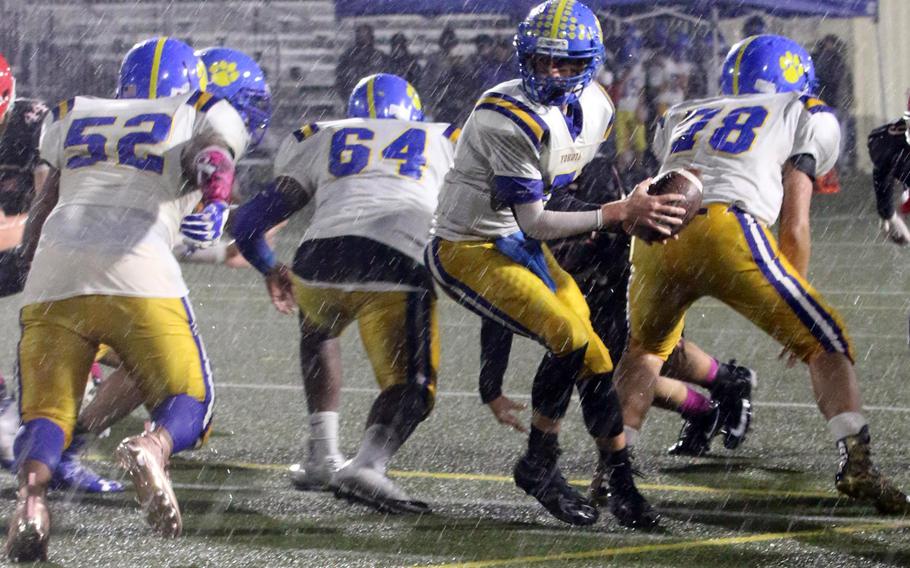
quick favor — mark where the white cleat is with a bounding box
[289,453,345,491]
[115,432,182,538]
[329,462,431,515]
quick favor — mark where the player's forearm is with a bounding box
[230,180,307,274]
[479,319,514,404]
[20,167,59,264]
[512,200,601,240]
[872,170,896,219]
[545,189,600,212]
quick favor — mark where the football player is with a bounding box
[867,96,910,245]
[0,52,49,472]
[0,52,123,494]
[477,169,756,457]
[232,73,455,513]
[6,37,249,561]
[64,45,274,450]
[614,35,910,515]
[427,0,683,529]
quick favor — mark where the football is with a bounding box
[629,169,703,243]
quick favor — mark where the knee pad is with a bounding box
[576,373,624,439]
[367,383,433,443]
[531,345,587,420]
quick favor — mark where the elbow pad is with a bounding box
[194,146,235,203]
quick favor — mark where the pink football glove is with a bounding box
[193,146,235,204]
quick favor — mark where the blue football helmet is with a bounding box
[347,73,424,121]
[720,34,816,96]
[117,37,205,99]
[515,0,605,106]
[197,47,272,148]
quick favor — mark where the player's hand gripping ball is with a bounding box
[626,169,703,243]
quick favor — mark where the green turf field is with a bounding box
[0,173,908,567]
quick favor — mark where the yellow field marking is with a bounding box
[186,460,833,500]
[416,521,910,568]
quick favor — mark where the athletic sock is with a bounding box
[350,424,400,473]
[828,412,868,443]
[703,358,719,386]
[677,387,713,419]
[527,426,559,463]
[604,446,630,467]
[308,411,340,460]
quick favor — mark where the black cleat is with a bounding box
[607,462,660,529]
[711,361,756,450]
[589,456,660,529]
[667,402,721,456]
[514,454,599,526]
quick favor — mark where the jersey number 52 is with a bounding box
[670,106,769,155]
[63,113,173,174]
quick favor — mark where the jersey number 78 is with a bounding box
[670,106,769,155]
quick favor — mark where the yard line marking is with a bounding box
[414,521,910,568]
[197,459,835,499]
[217,383,910,413]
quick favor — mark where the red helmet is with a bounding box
[0,53,14,122]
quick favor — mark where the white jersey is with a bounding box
[653,92,840,226]
[24,91,248,303]
[435,80,615,241]
[274,117,457,263]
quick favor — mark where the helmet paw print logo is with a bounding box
[779,51,805,84]
[209,60,239,87]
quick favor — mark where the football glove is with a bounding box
[193,146,235,203]
[880,213,910,246]
[180,200,229,249]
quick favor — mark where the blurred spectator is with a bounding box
[492,37,518,84]
[388,32,422,88]
[335,24,389,101]
[468,34,499,94]
[687,28,725,98]
[422,26,472,125]
[812,35,856,169]
[651,32,691,116]
[611,31,649,170]
[742,15,766,38]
